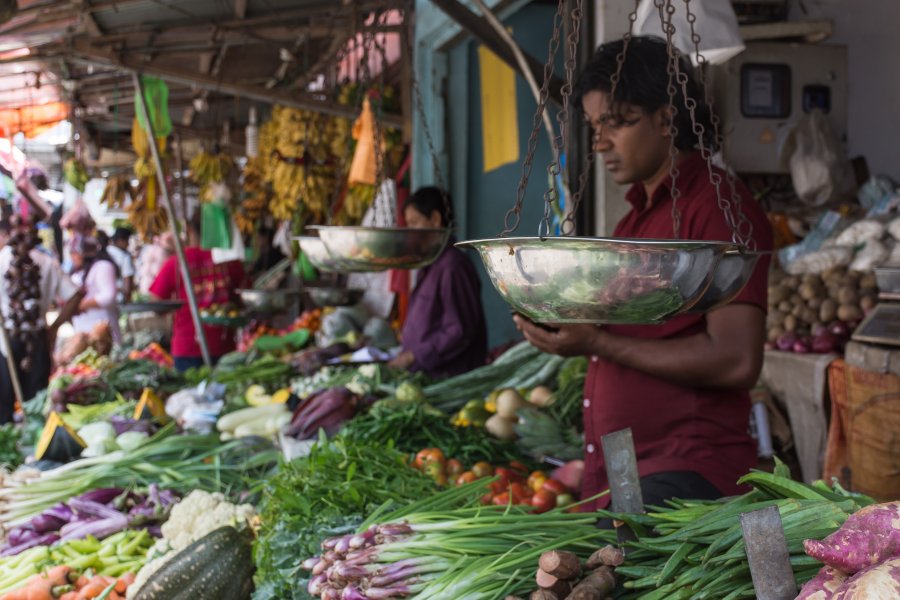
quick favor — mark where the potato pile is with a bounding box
[767,267,879,353]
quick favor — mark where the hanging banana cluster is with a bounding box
[189,150,235,202]
[236,122,275,235]
[63,158,90,192]
[99,174,135,210]
[266,106,351,222]
[129,118,170,239]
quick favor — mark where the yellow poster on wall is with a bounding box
[478,44,519,173]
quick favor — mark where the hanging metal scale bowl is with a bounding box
[458,237,733,324]
[295,236,355,273]
[686,250,766,313]
[312,226,450,272]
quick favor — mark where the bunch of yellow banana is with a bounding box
[189,150,235,202]
[129,118,169,238]
[99,174,134,209]
[63,158,90,193]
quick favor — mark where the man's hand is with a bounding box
[513,315,602,357]
[389,350,415,370]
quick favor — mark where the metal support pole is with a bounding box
[132,72,213,367]
[0,325,25,407]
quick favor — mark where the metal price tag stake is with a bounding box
[739,506,797,600]
[600,428,644,548]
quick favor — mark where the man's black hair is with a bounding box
[405,186,452,227]
[112,226,133,243]
[575,36,717,152]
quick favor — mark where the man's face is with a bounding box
[582,90,672,186]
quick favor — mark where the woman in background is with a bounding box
[389,187,487,377]
[69,235,122,343]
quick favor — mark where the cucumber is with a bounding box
[134,526,253,600]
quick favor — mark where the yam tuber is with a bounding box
[536,568,572,597]
[539,551,582,581]
[803,502,900,574]
[796,565,848,599]
[832,557,900,599]
[529,591,558,600]
[565,567,615,600]
[585,546,624,570]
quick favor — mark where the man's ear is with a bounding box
[656,107,675,136]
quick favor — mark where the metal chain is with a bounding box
[501,0,566,237]
[681,0,755,249]
[403,2,453,227]
[658,0,683,238]
[563,0,641,236]
[542,0,583,239]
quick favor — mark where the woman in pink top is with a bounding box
[70,235,122,343]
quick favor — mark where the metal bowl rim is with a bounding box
[310,225,451,235]
[238,288,303,297]
[456,236,737,249]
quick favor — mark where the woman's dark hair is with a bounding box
[575,36,717,152]
[71,235,120,278]
[405,186,453,227]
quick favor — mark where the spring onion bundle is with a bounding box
[0,424,278,527]
[606,467,875,600]
[300,482,612,599]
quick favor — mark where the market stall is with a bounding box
[2,0,900,598]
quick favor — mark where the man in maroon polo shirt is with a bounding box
[515,36,773,509]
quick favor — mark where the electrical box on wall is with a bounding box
[709,42,848,174]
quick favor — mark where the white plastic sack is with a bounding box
[211,218,245,264]
[633,0,744,65]
[782,109,855,207]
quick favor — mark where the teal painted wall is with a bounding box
[447,2,562,348]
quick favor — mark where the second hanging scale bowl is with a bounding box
[307,226,450,272]
[458,237,743,324]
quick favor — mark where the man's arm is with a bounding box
[514,303,766,390]
[122,276,134,303]
[48,289,85,350]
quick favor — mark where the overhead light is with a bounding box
[633,0,745,65]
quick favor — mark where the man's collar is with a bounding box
[625,151,707,213]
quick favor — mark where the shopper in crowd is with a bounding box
[69,235,122,343]
[136,231,175,297]
[389,187,487,378]
[106,227,136,302]
[149,214,245,371]
[513,36,773,509]
[0,216,83,423]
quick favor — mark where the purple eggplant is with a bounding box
[0,533,60,557]
[59,515,128,541]
[68,497,125,520]
[76,488,124,505]
[6,526,38,548]
[30,513,67,534]
[43,503,75,523]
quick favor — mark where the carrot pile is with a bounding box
[0,567,136,600]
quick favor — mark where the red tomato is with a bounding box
[527,471,548,493]
[492,492,511,506]
[489,480,507,496]
[446,459,465,477]
[541,479,569,496]
[480,492,494,505]
[494,467,516,486]
[530,489,557,513]
[471,461,494,478]
[508,482,532,504]
[415,448,446,470]
[456,471,478,486]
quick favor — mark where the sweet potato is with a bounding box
[832,557,900,599]
[796,565,848,599]
[804,502,900,574]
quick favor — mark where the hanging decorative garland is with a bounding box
[4,215,43,371]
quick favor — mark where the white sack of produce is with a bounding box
[831,557,900,599]
[786,247,853,275]
[888,216,900,241]
[835,220,886,247]
[804,501,900,574]
[849,239,889,272]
